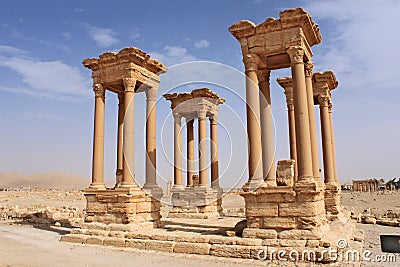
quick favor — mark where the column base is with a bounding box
[242,178,264,192]
[119,182,139,188]
[84,188,161,228]
[143,183,164,199]
[88,183,106,190]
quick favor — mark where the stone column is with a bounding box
[198,111,208,187]
[210,115,219,188]
[121,78,136,187]
[144,87,158,188]
[258,68,276,186]
[115,93,124,187]
[328,103,338,183]
[286,96,298,181]
[287,47,314,184]
[90,83,106,189]
[186,119,195,187]
[173,113,183,188]
[318,95,335,184]
[243,53,264,189]
[305,62,321,181]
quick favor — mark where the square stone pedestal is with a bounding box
[168,187,222,219]
[241,184,327,237]
[84,187,161,230]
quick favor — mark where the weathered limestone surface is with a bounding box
[85,188,161,228]
[169,187,220,219]
[276,160,295,186]
[164,88,225,218]
[82,46,166,229]
[61,216,361,265]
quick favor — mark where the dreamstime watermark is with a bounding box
[256,239,397,263]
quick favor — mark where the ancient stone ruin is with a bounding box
[60,8,363,265]
[163,88,225,218]
[82,47,166,229]
[228,6,356,251]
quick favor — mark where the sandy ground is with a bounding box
[0,222,265,267]
[1,189,400,266]
[341,190,400,215]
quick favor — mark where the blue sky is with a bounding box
[0,0,399,188]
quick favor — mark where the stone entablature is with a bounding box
[228,8,321,69]
[83,47,167,92]
[163,88,225,121]
[313,71,338,103]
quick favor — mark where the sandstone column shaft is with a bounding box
[287,47,314,182]
[186,119,195,187]
[258,69,276,186]
[243,54,263,187]
[287,100,298,181]
[90,83,106,189]
[144,88,158,187]
[210,116,219,188]
[198,111,208,186]
[121,78,136,186]
[305,63,320,180]
[173,113,183,187]
[319,95,335,184]
[116,93,124,181]
[329,103,338,182]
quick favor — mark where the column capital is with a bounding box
[257,68,270,82]
[318,95,330,107]
[123,77,136,92]
[93,83,105,98]
[286,99,294,111]
[197,110,207,119]
[243,53,260,72]
[209,114,218,123]
[145,87,158,101]
[304,61,314,77]
[173,112,181,122]
[287,46,305,64]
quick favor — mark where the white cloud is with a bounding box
[253,0,264,4]
[302,0,400,179]
[130,27,142,41]
[0,47,90,100]
[150,46,197,66]
[75,8,84,13]
[0,45,27,56]
[84,23,120,47]
[61,32,71,40]
[304,0,400,93]
[194,39,210,48]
